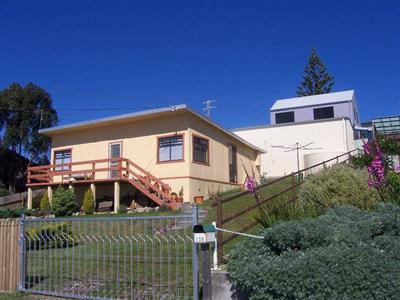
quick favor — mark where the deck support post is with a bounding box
[47,186,53,205]
[27,188,33,209]
[114,181,120,213]
[90,183,96,203]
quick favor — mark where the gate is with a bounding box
[19,207,199,300]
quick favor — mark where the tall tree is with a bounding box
[297,48,334,97]
[0,83,58,163]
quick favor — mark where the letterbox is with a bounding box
[193,224,216,244]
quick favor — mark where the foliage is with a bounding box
[0,208,35,218]
[297,164,379,214]
[351,154,373,169]
[228,204,400,300]
[0,188,10,197]
[26,222,78,249]
[39,192,51,211]
[117,204,128,214]
[0,83,58,163]
[361,139,400,202]
[297,48,334,96]
[0,181,10,197]
[52,187,77,217]
[249,194,315,229]
[377,136,400,156]
[82,189,95,215]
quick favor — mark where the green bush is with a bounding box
[26,222,78,249]
[297,164,379,214]
[0,208,35,218]
[52,187,77,217]
[39,193,51,211]
[0,182,10,197]
[117,204,128,214]
[227,204,400,300]
[82,189,95,215]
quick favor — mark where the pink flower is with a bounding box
[394,164,400,174]
[363,141,371,155]
[245,176,257,195]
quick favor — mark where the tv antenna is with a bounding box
[271,142,322,173]
[203,100,216,118]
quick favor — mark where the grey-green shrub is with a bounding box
[52,187,77,217]
[227,204,400,300]
[297,164,379,214]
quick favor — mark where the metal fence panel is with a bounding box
[19,211,197,300]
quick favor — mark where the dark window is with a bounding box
[228,144,237,183]
[313,106,334,120]
[275,111,295,124]
[54,150,71,171]
[193,136,209,164]
[158,135,183,162]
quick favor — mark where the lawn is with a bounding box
[202,176,294,254]
[23,213,194,300]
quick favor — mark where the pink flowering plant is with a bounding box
[361,138,400,203]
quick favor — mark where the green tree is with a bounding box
[297,48,334,96]
[0,83,58,191]
[0,82,58,163]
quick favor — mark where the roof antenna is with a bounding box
[203,100,216,118]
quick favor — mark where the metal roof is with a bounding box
[39,104,265,153]
[372,115,400,137]
[270,90,355,111]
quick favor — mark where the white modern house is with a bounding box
[233,90,360,178]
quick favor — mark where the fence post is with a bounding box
[18,214,26,291]
[291,173,296,203]
[192,204,199,300]
[201,243,212,300]
[211,221,218,270]
[216,197,223,265]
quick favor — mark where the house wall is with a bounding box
[270,101,355,125]
[234,118,355,177]
[50,112,260,203]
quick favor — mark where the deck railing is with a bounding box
[27,157,172,203]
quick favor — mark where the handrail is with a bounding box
[213,148,360,207]
[215,147,361,264]
[121,158,171,192]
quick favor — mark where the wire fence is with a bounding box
[19,212,198,300]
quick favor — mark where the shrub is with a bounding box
[227,204,400,300]
[117,204,128,214]
[297,164,379,214]
[52,187,77,217]
[82,189,95,215]
[40,193,51,211]
[0,182,10,197]
[26,222,78,249]
[0,208,35,218]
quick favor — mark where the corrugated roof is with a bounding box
[39,104,265,153]
[270,90,355,111]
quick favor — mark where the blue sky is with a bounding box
[1,0,399,129]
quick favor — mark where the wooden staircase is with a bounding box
[120,158,177,209]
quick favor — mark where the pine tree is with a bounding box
[297,49,334,97]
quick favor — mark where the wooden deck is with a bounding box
[27,157,174,206]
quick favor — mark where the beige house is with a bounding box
[27,105,263,211]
